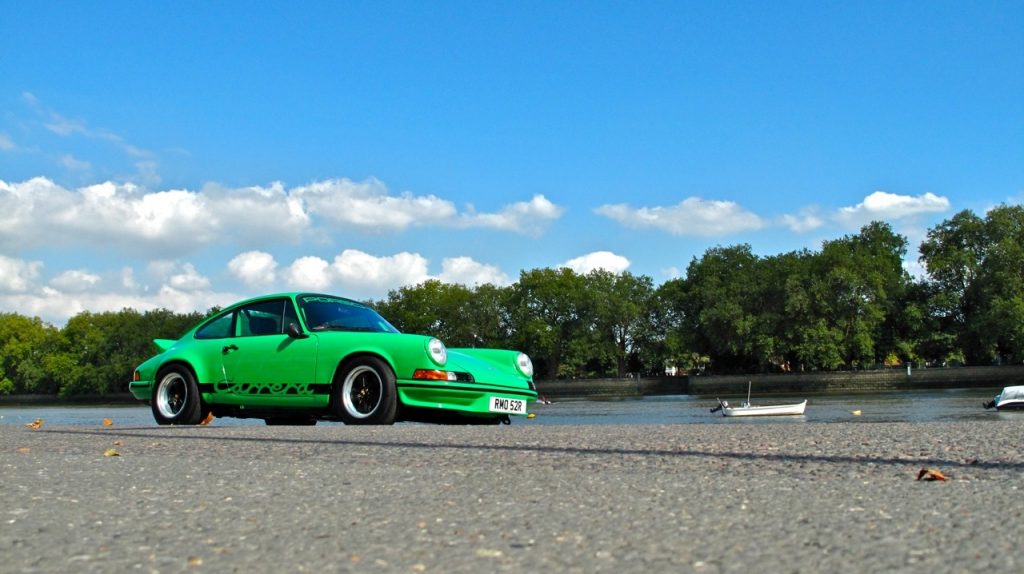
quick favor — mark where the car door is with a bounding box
[220,298,322,406]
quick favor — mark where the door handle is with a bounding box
[221,344,239,354]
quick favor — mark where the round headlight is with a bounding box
[427,338,447,366]
[516,353,534,378]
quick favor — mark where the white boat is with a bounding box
[983,385,1024,410]
[714,399,808,417]
[709,381,807,417]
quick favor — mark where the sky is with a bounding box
[1,1,1022,325]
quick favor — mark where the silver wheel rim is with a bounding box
[342,366,383,419]
[156,372,188,419]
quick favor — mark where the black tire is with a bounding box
[151,365,204,425]
[333,356,397,425]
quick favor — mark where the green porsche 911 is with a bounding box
[129,292,538,425]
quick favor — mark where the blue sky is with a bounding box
[1,1,1022,324]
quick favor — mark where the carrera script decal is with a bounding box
[215,381,318,396]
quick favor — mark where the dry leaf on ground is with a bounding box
[25,418,43,430]
[917,468,948,481]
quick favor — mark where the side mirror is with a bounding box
[286,322,308,339]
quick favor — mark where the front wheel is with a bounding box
[152,366,204,425]
[333,357,397,425]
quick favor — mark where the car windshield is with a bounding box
[298,295,400,334]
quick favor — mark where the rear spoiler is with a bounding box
[153,339,175,352]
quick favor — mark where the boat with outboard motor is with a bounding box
[983,386,1024,411]
[709,381,807,417]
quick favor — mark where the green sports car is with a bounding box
[129,292,538,425]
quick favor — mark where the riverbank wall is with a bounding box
[534,365,1024,398]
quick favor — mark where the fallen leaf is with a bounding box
[187,556,203,566]
[25,418,43,430]
[527,413,537,419]
[103,418,113,426]
[113,440,123,446]
[103,448,120,457]
[199,412,214,425]
[850,410,862,416]
[16,447,31,454]
[917,468,948,481]
[476,549,504,558]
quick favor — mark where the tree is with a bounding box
[506,268,587,378]
[0,313,63,394]
[679,244,762,372]
[920,205,1024,363]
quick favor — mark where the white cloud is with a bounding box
[0,176,558,259]
[0,178,315,257]
[332,249,430,292]
[661,266,682,280]
[461,194,565,236]
[0,265,237,326]
[294,178,458,230]
[0,178,216,255]
[595,197,765,236]
[284,256,332,291]
[228,251,278,287]
[167,263,211,291]
[49,270,102,293]
[0,255,42,292]
[780,207,826,233]
[280,250,433,296]
[202,182,311,246]
[438,256,512,286]
[903,259,927,280]
[836,191,950,227]
[22,92,161,185]
[59,154,91,171]
[293,180,564,235]
[562,251,632,274]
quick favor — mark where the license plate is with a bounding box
[488,396,527,415]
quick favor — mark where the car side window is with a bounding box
[195,312,234,339]
[236,299,299,337]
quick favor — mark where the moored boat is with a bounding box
[983,386,1024,410]
[712,398,808,417]
[709,381,807,417]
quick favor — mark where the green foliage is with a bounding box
[920,205,1024,363]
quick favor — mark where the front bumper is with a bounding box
[397,380,537,416]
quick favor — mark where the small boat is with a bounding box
[983,386,1024,410]
[709,381,807,417]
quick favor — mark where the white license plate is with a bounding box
[488,396,527,415]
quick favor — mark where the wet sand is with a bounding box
[2,421,1022,572]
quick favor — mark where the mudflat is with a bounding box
[2,420,1022,573]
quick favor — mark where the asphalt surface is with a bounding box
[2,420,1023,573]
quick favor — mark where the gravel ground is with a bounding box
[2,420,1023,573]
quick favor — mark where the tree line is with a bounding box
[1,206,1021,397]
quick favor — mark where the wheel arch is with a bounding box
[155,360,202,390]
[329,352,398,407]
[332,351,397,384]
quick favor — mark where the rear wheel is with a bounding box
[333,357,397,425]
[152,366,204,425]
